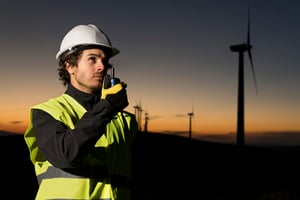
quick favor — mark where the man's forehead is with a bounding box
[82,48,106,57]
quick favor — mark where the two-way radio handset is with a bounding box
[101,67,125,100]
[110,67,120,86]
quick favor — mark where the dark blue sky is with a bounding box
[0,0,299,142]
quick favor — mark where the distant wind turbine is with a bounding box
[144,112,149,132]
[143,112,160,133]
[133,102,143,131]
[187,105,194,139]
[230,6,258,146]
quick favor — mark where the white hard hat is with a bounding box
[56,24,120,61]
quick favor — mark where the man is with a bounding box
[24,24,138,200]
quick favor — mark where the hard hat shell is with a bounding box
[56,24,120,61]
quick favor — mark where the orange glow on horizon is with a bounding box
[1,106,299,136]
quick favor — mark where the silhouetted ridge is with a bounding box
[132,132,300,200]
[0,132,299,199]
[0,135,38,199]
[0,130,19,136]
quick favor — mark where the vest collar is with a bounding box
[65,84,100,110]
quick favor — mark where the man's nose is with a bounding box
[96,60,105,70]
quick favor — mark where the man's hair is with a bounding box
[57,50,82,86]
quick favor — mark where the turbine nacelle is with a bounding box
[230,43,252,52]
[187,112,194,116]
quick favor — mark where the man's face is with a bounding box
[67,48,109,94]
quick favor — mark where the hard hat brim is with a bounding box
[56,43,120,61]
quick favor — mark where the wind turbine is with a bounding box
[230,7,258,146]
[133,101,143,132]
[143,112,149,132]
[187,105,194,139]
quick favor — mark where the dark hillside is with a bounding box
[132,132,300,200]
[1,132,299,199]
[0,135,38,199]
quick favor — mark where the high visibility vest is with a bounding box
[24,94,138,200]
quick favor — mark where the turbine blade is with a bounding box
[248,49,259,95]
[247,5,258,95]
[247,5,251,45]
[192,103,194,117]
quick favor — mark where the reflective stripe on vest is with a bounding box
[36,165,109,184]
[24,94,137,200]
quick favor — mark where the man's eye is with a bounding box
[88,57,96,62]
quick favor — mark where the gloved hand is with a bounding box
[76,75,128,134]
[100,74,129,113]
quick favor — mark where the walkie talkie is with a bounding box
[110,67,120,86]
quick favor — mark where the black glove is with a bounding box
[100,74,129,113]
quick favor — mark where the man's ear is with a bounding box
[65,62,75,75]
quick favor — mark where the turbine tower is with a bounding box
[133,102,143,132]
[144,111,149,133]
[187,105,194,139]
[230,7,258,146]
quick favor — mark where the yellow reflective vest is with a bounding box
[24,94,138,200]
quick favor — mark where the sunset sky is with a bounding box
[0,1,299,142]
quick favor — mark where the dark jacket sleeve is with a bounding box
[33,101,113,168]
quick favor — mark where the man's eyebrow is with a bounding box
[87,53,103,57]
[86,53,107,60]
